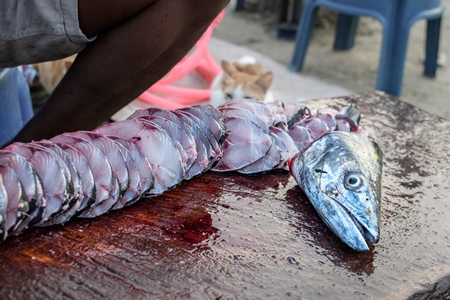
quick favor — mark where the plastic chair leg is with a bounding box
[424,17,441,77]
[333,14,359,51]
[235,0,245,11]
[289,3,319,72]
[376,24,411,97]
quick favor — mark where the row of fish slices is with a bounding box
[0,104,227,240]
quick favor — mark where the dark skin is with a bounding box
[10,0,230,144]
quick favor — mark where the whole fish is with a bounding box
[0,99,383,252]
[289,131,383,251]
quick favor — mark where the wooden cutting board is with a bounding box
[0,91,449,299]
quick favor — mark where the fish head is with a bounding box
[289,132,383,251]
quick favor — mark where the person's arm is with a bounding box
[11,0,229,144]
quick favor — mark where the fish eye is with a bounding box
[344,173,365,190]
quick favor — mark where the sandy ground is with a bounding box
[213,1,450,120]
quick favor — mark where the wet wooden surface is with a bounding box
[0,91,449,299]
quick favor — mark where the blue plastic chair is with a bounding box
[0,68,33,147]
[289,0,445,97]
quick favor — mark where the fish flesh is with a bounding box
[0,99,382,251]
[289,131,383,251]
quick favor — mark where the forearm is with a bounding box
[10,0,229,145]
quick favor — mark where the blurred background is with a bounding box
[213,0,450,119]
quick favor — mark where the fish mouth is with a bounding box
[304,173,380,251]
[308,192,375,251]
[332,197,379,245]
